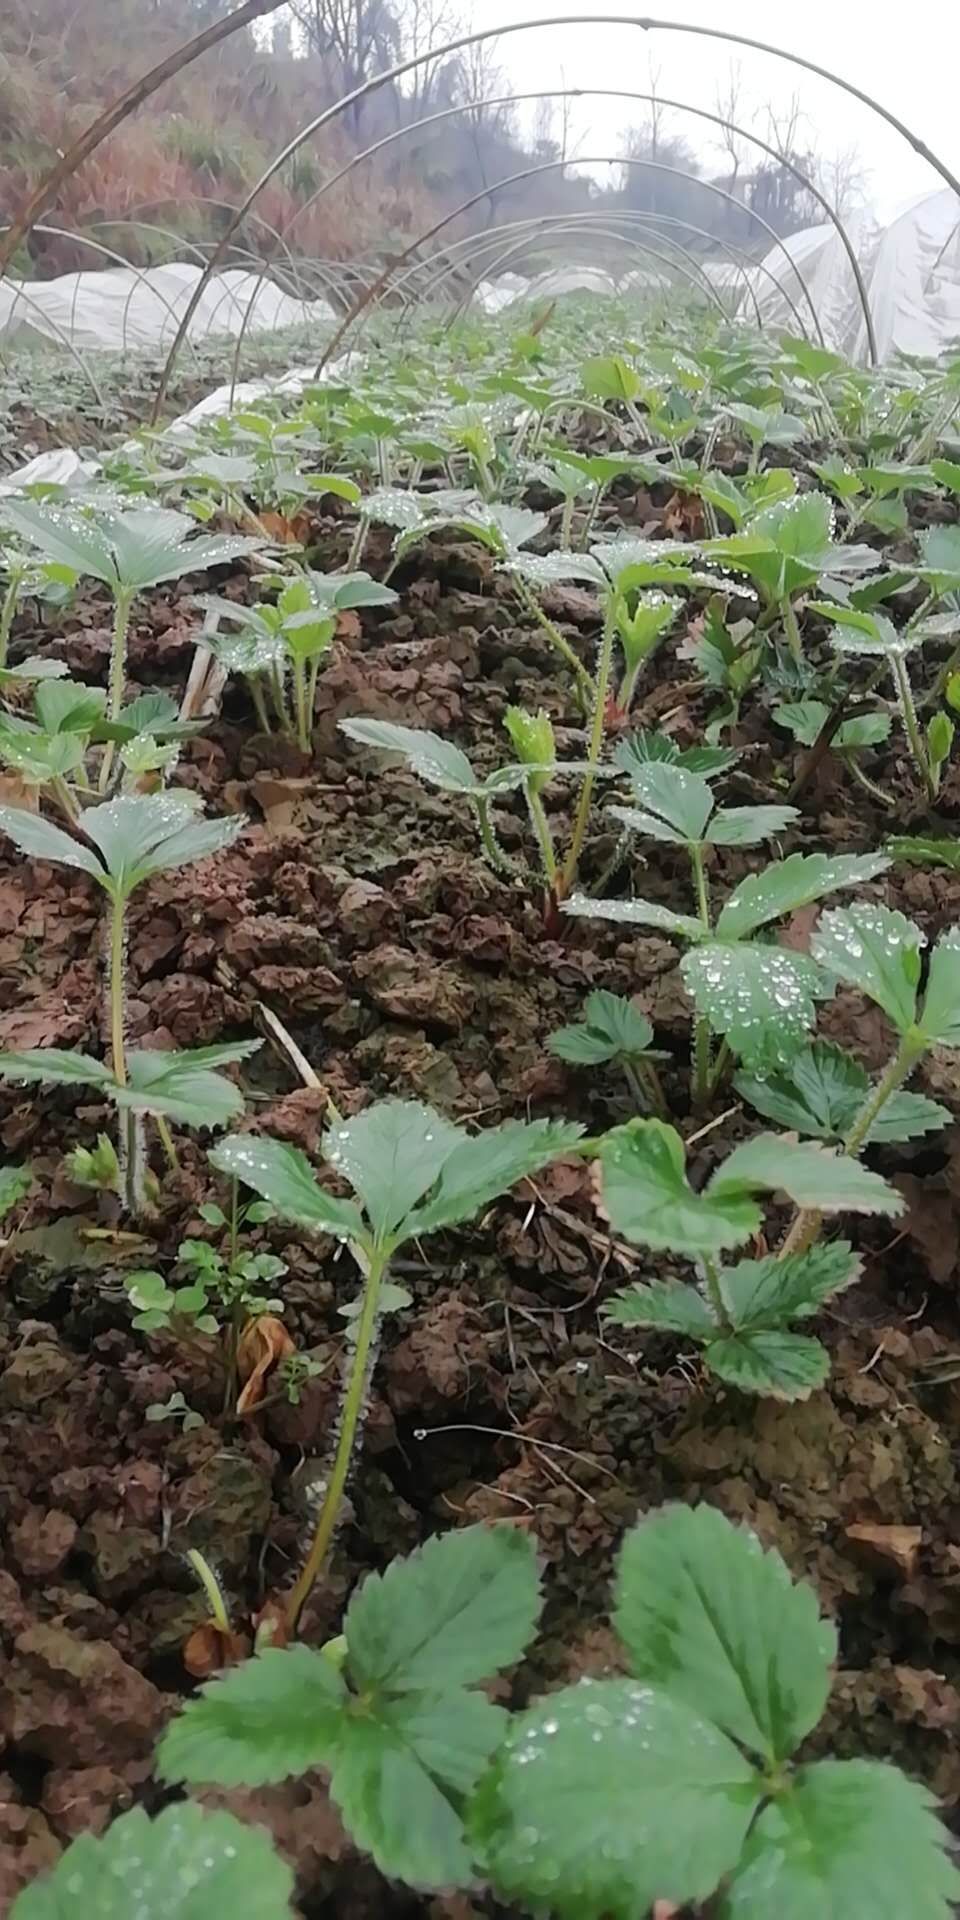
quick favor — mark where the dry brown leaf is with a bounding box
[236,1314,296,1415]
[183,1619,250,1676]
[846,1522,923,1580]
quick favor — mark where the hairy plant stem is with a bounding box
[576,485,603,552]
[248,675,272,734]
[186,1548,232,1634]
[98,588,135,792]
[689,841,714,1108]
[154,1116,179,1170]
[842,752,894,809]
[343,516,369,575]
[108,891,143,1215]
[780,594,803,665]
[559,494,575,550]
[512,574,593,711]
[778,1030,927,1259]
[702,1257,731,1330]
[292,663,311,754]
[525,786,557,888]
[51,777,79,823]
[474,797,517,877]
[623,1058,667,1119]
[285,1241,390,1635]
[559,602,616,899]
[0,567,24,672]
[892,652,935,800]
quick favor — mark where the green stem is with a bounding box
[109,893,127,1088]
[892,653,935,801]
[248,674,272,734]
[285,1241,389,1634]
[474,796,518,877]
[926,635,960,711]
[779,1031,927,1258]
[186,1549,232,1633]
[0,567,23,672]
[842,751,894,810]
[512,573,593,710]
[577,485,603,552]
[780,595,803,665]
[343,517,368,574]
[525,786,558,887]
[98,589,134,792]
[559,601,616,898]
[690,842,713,1108]
[51,776,79,823]
[293,661,310,753]
[702,1257,731,1330]
[559,494,575,550]
[155,1115,179,1170]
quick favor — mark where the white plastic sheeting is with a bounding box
[0,263,336,353]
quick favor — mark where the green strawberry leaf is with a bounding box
[0,1048,114,1088]
[158,1643,347,1787]
[718,1243,860,1327]
[0,807,103,881]
[715,1134,903,1218]
[345,1524,541,1693]
[605,1278,718,1338]
[614,1503,836,1764]
[330,1693,503,1889]
[563,893,705,940]
[705,1329,831,1400]
[9,1803,294,1920]
[680,943,826,1067]
[469,1677,761,1919]
[0,1163,31,1218]
[117,1051,251,1130]
[622,761,715,842]
[595,1120,762,1258]
[706,804,798,846]
[810,902,924,1032]
[324,1100,464,1238]
[549,990,656,1065]
[887,836,960,871]
[716,852,890,942]
[405,1117,584,1237]
[721,1759,960,1920]
[208,1135,367,1242]
[735,1042,949,1143]
[918,926,960,1046]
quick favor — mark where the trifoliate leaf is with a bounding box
[706,804,798,846]
[9,1802,294,1920]
[716,1134,903,1217]
[716,852,890,941]
[774,700,890,750]
[681,943,826,1067]
[158,1643,347,1787]
[721,1758,960,1920]
[345,1524,541,1693]
[0,807,103,881]
[735,1042,949,1143]
[563,893,704,940]
[595,1120,762,1258]
[0,732,86,783]
[918,926,960,1046]
[548,989,656,1065]
[405,1117,584,1237]
[718,1243,860,1327]
[510,549,605,589]
[810,902,923,1032]
[0,500,260,593]
[469,1677,761,1920]
[613,731,739,778]
[209,1135,367,1242]
[705,1329,831,1399]
[605,1278,718,1338]
[915,524,960,594]
[324,1100,464,1238]
[614,1503,836,1763]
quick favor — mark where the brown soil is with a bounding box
[2,505,960,1914]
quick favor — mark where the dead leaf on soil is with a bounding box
[248,773,321,834]
[236,1314,296,1415]
[846,1521,923,1580]
[183,1619,250,1677]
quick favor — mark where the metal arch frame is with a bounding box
[220,81,869,402]
[396,209,797,335]
[438,214,767,327]
[280,85,874,348]
[387,217,749,337]
[148,11,960,412]
[313,152,828,378]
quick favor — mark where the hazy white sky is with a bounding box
[473,1,960,223]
